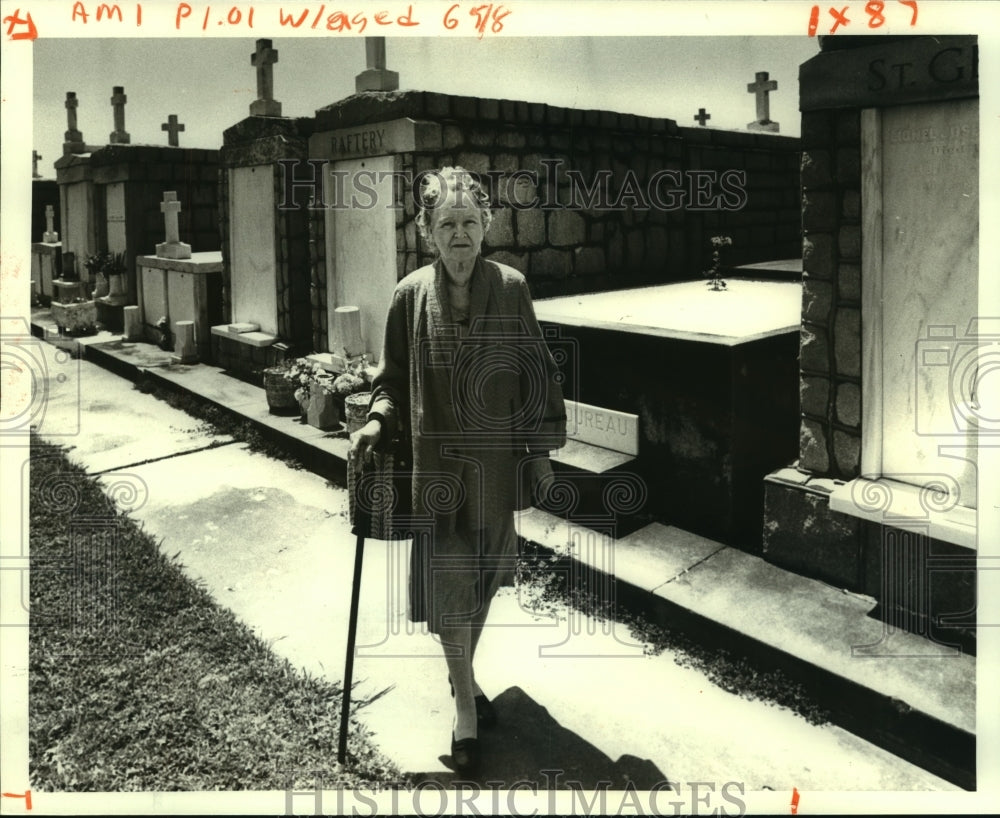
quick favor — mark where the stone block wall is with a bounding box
[316,91,801,299]
[798,108,863,481]
[89,145,221,253]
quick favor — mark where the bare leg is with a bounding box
[440,623,477,740]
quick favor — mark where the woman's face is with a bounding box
[431,197,485,269]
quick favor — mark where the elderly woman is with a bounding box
[348,167,565,774]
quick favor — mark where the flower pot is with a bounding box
[263,367,298,415]
[92,275,110,298]
[307,390,340,430]
[344,391,372,434]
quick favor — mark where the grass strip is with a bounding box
[29,433,404,792]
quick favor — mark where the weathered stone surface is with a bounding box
[455,151,489,176]
[762,479,861,587]
[548,209,585,247]
[802,233,834,279]
[799,418,829,474]
[836,147,861,182]
[573,246,605,277]
[834,308,861,378]
[803,279,834,325]
[488,207,514,246]
[531,248,572,279]
[497,129,526,149]
[485,250,527,272]
[442,125,463,149]
[836,382,861,427]
[839,263,861,302]
[838,225,861,259]
[801,376,830,418]
[800,325,830,373]
[803,191,837,232]
[833,430,861,477]
[515,209,545,248]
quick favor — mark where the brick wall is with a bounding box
[798,109,863,480]
[316,91,801,299]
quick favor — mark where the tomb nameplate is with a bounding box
[800,35,978,111]
[565,400,639,457]
[320,118,441,160]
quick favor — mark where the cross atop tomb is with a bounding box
[250,39,282,117]
[694,108,711,127]
[161,114,185,147]
[43,204,59,243]
[110,85,131,144]
[156,191,191,259]
[747,71,779,133]
[356,36,399,92]
[63,91,86,154]
[32,150,42,178]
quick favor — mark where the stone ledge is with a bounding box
[549,438,634,475]
[210,325,277,348]
[829,478,976,550]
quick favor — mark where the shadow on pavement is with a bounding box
[410,686,667,789]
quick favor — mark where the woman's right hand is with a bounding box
[348,419,382,473]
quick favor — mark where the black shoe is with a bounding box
[448,677,498,729]
[451,733,480,775]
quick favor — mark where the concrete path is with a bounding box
[24,334,961,795]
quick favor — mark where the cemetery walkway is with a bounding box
[26,321,972,796]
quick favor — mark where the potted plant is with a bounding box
[262,361,299,415]
[104,251,128,301]
[84,251,110,298]
[283,358,339,429]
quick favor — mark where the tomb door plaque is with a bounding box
[862,98,979,510]
[326,155,397,360]
[229,166,278,335]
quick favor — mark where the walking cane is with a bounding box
[338,453,371,766]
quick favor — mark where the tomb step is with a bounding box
[515,507,976,791]
[541,440,647,537]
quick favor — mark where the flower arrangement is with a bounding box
[704,235,732,291]
[283,358,336,405]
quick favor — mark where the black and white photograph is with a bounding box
[2,1,998,814]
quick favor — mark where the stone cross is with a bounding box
[366,38,386,70]
[356,36,399,92]
[32,150,42,178]
[161,114,185,147]
[155,191,191,259]
[250,39,282,117]
[694,108,711,126]
[43,204,59,243]
[110,85,131,144]
[63,91,85,154]
[747,71,779,133]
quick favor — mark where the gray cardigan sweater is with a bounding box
[368,256,566,530]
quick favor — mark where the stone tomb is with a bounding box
[764,35,980,652]
[31,204,61,302]
[307,117,442,369]
[138,192,222,361]
[535,279,802,550]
